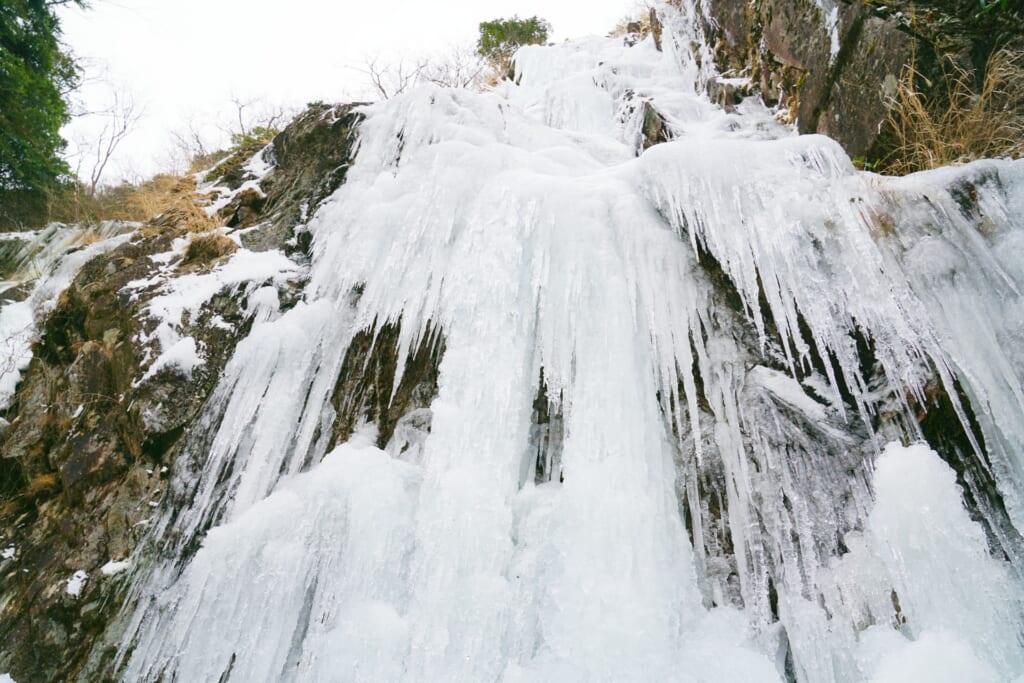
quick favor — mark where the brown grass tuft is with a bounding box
[47,173,220,232]
[183,233,238,266]
[131,175,219,232]
[27,472,60,497]
[882,47,1024,175]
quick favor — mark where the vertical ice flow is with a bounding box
[115,2,1024,681]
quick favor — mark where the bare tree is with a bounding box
[165,118,213,174]
[221,95,287,142]
[356,56,424,100]
[419,45,487,90]
[84,90,142,194]
[353,48,493,100]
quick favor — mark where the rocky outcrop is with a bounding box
[0,103,361,682]
[0,228,246,679]
[697,0,1024,161]
[215,104,364,254]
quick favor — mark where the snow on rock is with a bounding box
[198,144,275,217]
[139,336,204,382]
[100,560,132,576]
[65,570,88,598]
[128,241,303,383]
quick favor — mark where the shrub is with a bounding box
[476,15,551,77]
[881,47,1024,174]
[229,125,280,149]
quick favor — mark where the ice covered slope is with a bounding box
[111,3,1024,681]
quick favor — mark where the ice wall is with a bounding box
[112,2,1024,681]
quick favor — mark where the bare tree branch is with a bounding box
[86,90,143,194]
[217,95,288,144]
[355,56,425,100]
[419,45,487,90]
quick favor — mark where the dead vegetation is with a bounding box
[881,47,1024,174]
[183,233,237,265]
[46,174,219,232]
[26,473,60,497]
[35,96,284,231]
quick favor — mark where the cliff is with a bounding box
[699,0,1023,161]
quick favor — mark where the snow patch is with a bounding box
[100,559,131,576]
[129,246,302,383]
[66,570,88,597]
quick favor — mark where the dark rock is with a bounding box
[641,101,670,150]
[814,7,912,157]
[329,319,445,453]
[696,0,1022,161]
[238,104,364,253]
[706,76,754,109]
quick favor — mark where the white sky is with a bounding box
[58,0,638,183]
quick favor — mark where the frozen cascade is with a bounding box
[111,2,1024,681]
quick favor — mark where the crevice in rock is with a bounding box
[529,369,564,485]
[328,319,445,455]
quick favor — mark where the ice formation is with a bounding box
[0,223,134,408]
[109,2,1024,681]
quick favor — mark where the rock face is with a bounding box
[698,0,1024,160]
[0,104,360,682]
[228,104,364,253]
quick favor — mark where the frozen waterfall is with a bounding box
[110,2,1024,681]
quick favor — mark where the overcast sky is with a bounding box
[58,0,638,183]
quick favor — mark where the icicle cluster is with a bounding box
[113,2,1024,681]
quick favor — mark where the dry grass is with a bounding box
[27,473,60,497]
[882,47,1024,175]
[183,233,237,265]
[130,175,219,232]
[47,173,219,232]
[74,229,103,246]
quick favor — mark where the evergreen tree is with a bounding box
[0,0,80,215]
[476,16,551,77]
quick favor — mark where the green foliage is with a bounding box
[476,15,551,74]
[976,0,1009,16]
[0,0,81,205]
[229,125,280,149]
